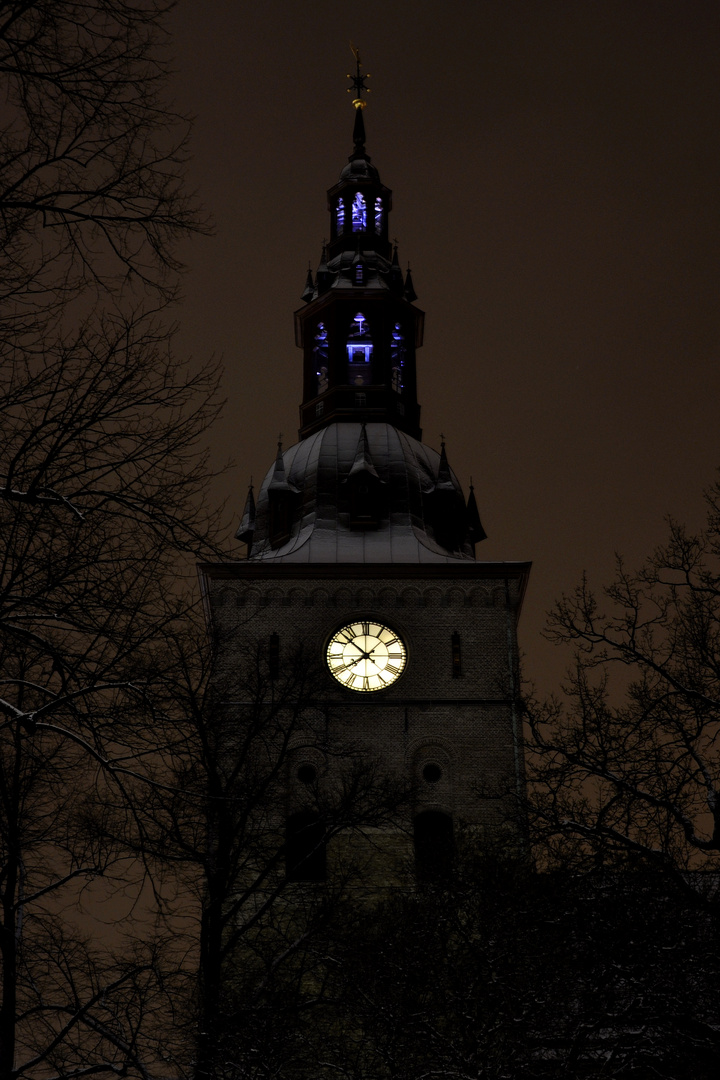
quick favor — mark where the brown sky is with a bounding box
[168,0,719,692]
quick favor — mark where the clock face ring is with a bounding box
[326,620,407,692]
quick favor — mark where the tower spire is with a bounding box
[347,44,370,161]
[346,44,370,109]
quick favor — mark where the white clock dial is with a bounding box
[326,620,407,692]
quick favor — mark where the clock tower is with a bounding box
[199,71,530,883]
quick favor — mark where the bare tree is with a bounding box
[0,316,226,1078]
[135,626,408,1080]
[521,477,720,1074]
[0,3,221,1076]
[527,480,720,885]
[259,844,714,1080]
[0,0,203,323]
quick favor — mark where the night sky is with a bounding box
[168,1,719,692]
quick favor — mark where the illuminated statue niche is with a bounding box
[351,193,366,231]
[346,312,373,385]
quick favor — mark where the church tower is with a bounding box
[199,63,530,882]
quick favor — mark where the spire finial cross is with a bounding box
[347,43,370,109]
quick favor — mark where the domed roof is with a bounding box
[339,155,381,183]
[247,423,476,564]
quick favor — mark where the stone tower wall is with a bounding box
[202,562,529,880]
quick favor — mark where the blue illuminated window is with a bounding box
[391,322,406,392]
[314,323,328,393]
[336,200,345,232]
[355,264,363,284]
[375,197,383,234]
[352,193,366,232]
[347,312,373,385]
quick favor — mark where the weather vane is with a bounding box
[347,43,370,109]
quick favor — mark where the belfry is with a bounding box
[199,59,530,880]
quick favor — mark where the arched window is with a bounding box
[414,811,453,883]
[314,323,328,393]
[374,197,383,234]
[336,199,345,233]
[391,322,406,393]
[346,312,373,385]
[351,193,366,232]
[286,812,326,883]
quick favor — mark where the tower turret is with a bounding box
[295,64,423,440]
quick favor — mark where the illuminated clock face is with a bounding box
[326,620,407,692]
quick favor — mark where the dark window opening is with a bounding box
[286,812,326,883]
[268,632,279,679]
[268,494,294,549]
[451,631,462,676]
[297,764,317,784]
[414,811,453,883]
[423,762,442,784]
[428,492,465,553]
[348,473,382,529]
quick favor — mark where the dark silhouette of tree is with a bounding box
[527,480,720,886]
[0,0,203,325]
[520,477,720,1075]
[134,627,408,1080]
[0,3,220,1076]
[283,852,718,1080]
[0,319,225,1078]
